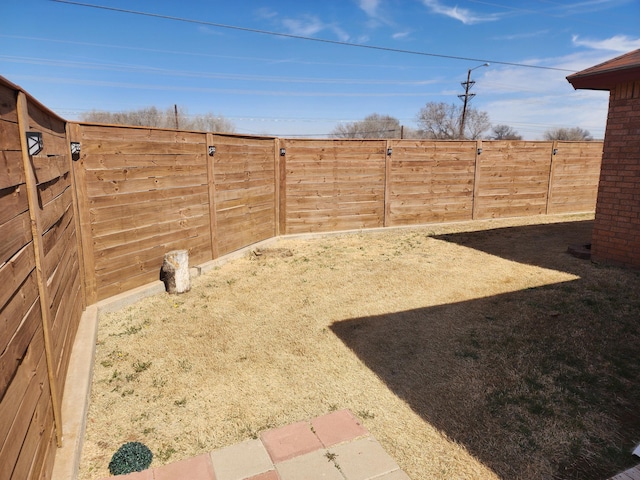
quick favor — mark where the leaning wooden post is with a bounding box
[17,91,64,447]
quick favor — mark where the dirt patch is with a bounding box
[79,213,640,479]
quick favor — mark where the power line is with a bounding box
[50,0,576,73]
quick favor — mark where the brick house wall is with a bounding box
[590,81,640,268]
[568,50,640,269]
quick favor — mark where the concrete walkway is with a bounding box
[98,409,409,480]
[609,465,640,480]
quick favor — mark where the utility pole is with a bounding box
[174,104,179,130]
[458,63,489,139]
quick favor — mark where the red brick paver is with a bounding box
[245,470,280,480]
[260,421,323,463]
[311,409,369,448]
[154,453,216,480]
[96,410,409,480]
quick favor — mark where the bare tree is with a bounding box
[331,113,402,139]
[416,102,490,139]
[490,124,522,140]
[81,105,235,132]
[543,127,593,141]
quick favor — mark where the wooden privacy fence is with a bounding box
[69,126,602,303]
[0,79,83,479]
[0,74,603,480]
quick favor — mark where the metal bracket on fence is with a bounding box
[208,146,216,156]
[553,148,558,155]
[280,148,286,156]
[387,148,393,156]
[477,147,483,155]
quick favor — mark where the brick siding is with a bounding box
[591,80,640,268]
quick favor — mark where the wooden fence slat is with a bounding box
[17,91,63,447]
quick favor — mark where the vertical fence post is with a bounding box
[206,133,219,259]
[66,122,87,310]
[69,123,97,305]
[16,91,64,447]
[545,140,558,215]
[384,139,392,227]
[274,137,281,237]
[277,138,287,236]
[472,139,483,220]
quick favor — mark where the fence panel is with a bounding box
[283,139,386,234]
[547,141,603,214]
[72,125,213,301]
[211,135,277,255]
[474,141,553,219]
[0,80,68,480]
[386,140,476,226]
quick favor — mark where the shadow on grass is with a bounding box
[331,220,640,479]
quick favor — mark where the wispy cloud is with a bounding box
[277,14,350,41]
[392,31,411,40]
[478,49,618,139]
[493,30,549,41]
[358,0,380,17]
[572,34,640,53]
[421,0,503,24]
[543,0,632,16]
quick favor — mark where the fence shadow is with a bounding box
[330,220,640,479]
[431,220,594,274]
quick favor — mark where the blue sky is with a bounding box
[2,0,639,139]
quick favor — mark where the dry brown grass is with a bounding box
[79,213,640,480]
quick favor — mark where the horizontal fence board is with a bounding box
[53,281,82,391]
[0,245,35,312]
[8,380,52,480]
[85,173,206,197]
[94,226,208,268]
[32,155,69,185]
[93,202,209,238]
[91,197,210,234]
[82,153,207,169]
[0,324,45,456]
[476,204,547,219]
[0,119,22,151]
[87,184,208,209]
[47,232,78,317]
[389,208,472,225]
[0,84,18,122]
[0,151,26,189]
[79,125,205,143]
[43,217,75,283]
[0,184,29,225]
[92,214,210,252]
[0,299,40,402]
[0,270,39,355]
[82,140,205,156]
[40,187,73,235]
[22,410,55,480]
[216,193,274,212]
[41,204,74,260]
[95,234,211,290]
[51,259,80,364]
[37,174,71,207]
[86,164,207,180]
[0,211,32,265]
[26,102,65,137]
[94,230,208,275]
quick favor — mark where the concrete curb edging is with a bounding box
[51,305,99,480]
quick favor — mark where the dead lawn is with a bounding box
[79,213,640,479]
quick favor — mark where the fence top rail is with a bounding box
[0,75,66,123]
